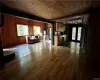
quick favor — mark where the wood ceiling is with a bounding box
[0,0,100,20]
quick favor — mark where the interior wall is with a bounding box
[85,8,100,77]
[1,14,44,48]
[0,28,4,68]
[56,22,65,32]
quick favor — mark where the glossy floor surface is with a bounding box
[0,41,90,80]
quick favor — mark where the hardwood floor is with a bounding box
[0,41,90,80]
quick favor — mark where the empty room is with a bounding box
[0,0,100,80]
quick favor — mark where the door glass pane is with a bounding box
[49,28,51,39]
[72,27,76,40]
[43,31,46,40]
[77,27,82,41]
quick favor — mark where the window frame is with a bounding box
[17,24,29,36]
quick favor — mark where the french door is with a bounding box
[72,27,82,42]
[49,27,52,40]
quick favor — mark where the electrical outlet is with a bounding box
[10,41,11,44]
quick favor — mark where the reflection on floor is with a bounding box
[0,41,90,80]
[68,42,80,51]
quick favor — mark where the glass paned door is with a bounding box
[72,27,76,40]
[49,28,51,40]
[77,27,82,41]
[71,27,82,42]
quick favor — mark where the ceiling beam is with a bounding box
[52,6,91,21]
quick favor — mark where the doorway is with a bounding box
[49,27,52,40]
[71,27,82,42]
[43,30,46,40]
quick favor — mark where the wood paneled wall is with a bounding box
[56,22,65,32]
[1,14,45,48]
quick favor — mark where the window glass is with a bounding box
[33,26,40,35]
[17,24,28,36]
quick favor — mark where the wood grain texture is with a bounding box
[0,0,100,19]
[1,14,45,48]
[0,41,90,80]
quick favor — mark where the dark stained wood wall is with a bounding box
[0,28,4,68]
[1,14,45,48]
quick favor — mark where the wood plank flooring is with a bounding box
[0,41,89,80]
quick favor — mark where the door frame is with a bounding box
[0,33,5,68]
[71,25,83,42]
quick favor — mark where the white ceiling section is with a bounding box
[0,0,100,21]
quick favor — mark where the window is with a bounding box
[33,26,40,35]
[17,24,29,36]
